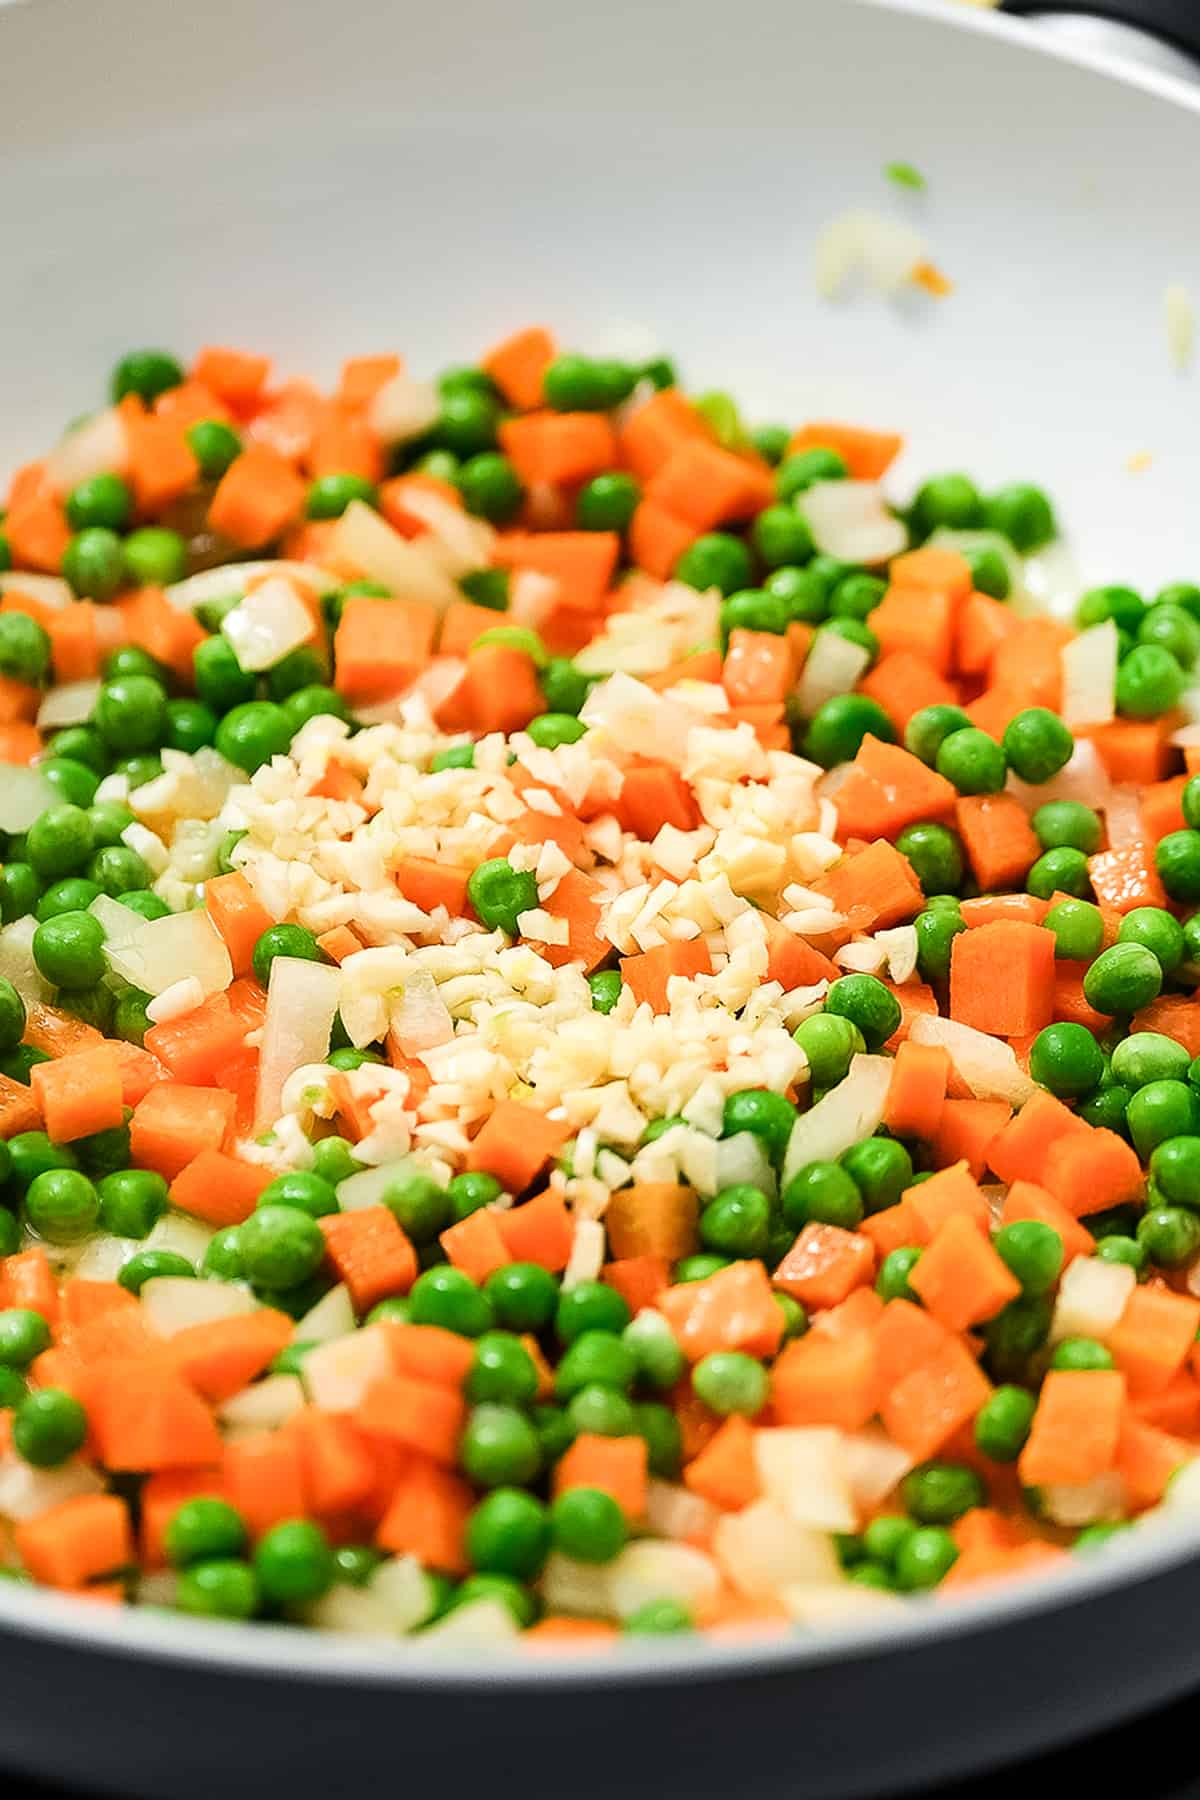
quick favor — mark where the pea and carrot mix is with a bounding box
[0,331,1197,1643]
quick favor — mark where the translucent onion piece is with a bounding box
[908,1014,1035,1107]
[0,765,58,832]
[327,501,459,611]
[104,907,233,1000]
[36,679,102,731]
[794,631,871,719]
[367,373,441,445]
[781,1056,892,1190]
[798,481,908,567]
[221,576,315,672]
[140,1276,258,1338]
[1060,621,1117,729]
[255,955,342,1132]
[166,560,339,614]
[44,407,129,494]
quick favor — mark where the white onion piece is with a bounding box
[327,502,459,611]
[72,1234,137,1281]
[908,1014,1035,1107]
[1103,785,1144,853]
[644,1479,720,1545]
[1166,283,1196,373]
[715,1131,778,1201]
[395,485,494,576]
[782,1584,903,1625]
[292,1281,356,1345]
[0,1455,104,1522]
[1061,621,1117,729]
[781,1056,892,1190]
[798,481,908,567]
[540,1554,614,1619]
[388,966,453,1057]
[145,977,205,1027]
[0,573,73,610]
[255,955,342,1132]
[606,1542,722,1620]
[336,1158,421,1213]
[89,891,145,946]
[754,1429,858,1532]
[306,1585,396,1637]
[874,926,918,986]
[1022,540,1083,623]
[419,1598,520,1648]
[1040,1473,1128,1529]
[1050,1256,1136,1345]
[839,1426,914,1511]
[0,917,53,1006]
[0,765,57,830]
[367,373,441,445]
[45,407,129,493]
[794,632,871,719]
[221,577,315,672]
[713,1499,842,1599]
[36,679,102,731]
[145,1212,216,1266]
[1162,1460,1200,1514]
[580,673,697,769]
[1007,737,1111,816]
[562,1218,606,1289]
[367,1556,438,1633]
[218,1373,305,1433]
[814,209,927,300]
[166,561,339,615]
[507,569,560,631]
[140,1276,258,1338]
[105,907,233,1000]
[302,1324,392,1412]
[137,1571,181,1608]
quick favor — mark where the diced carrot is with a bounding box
[0,1071,42,1139]
[357,1373,466,1466]
[481,327,556,411]
[771,1223,875,1310]
[1108,1285,1200,1395]
[204,871,275,978]
[1000,1181,1094,1265]
[1138,1372,1200,1434]
[604,1183,699,1263]
[154,379,231,427]
[168,1309,293,1404]
[336,354,402,411]
[904,1161,991,1241]
[382,1323,475,1390]
[908,1214,1020,1332]
[375,1457,472,1573]
[457,642,542,735]
[722,629,794,707]
[168,1149,274,1227]
[539,869,609,973]
[831,736,957,843]
[988,1089,1090,1186]
[618,391,710,483]
[872,1298,950,1397]
[496,1189,576,1272]
[28,1042,123,1144]
[393,859,470,917]
[859,1200,924,1261]
[645,439,772,531]
[682,1414,762,1511]
[786,421,903,481]
[129,1082,236,1180]
[4,492,71,572]
[491,530,620,610]
[881,1335,992,1463]
[883,1041,950,1141]
[889,546,974,600]
[602,1255,670,1317]
[58,1279,137,1335]
[316,925,364,966]
[1087,840,1171,916]
[659,1260,784,1363]
[1141,776,1188,844]
[1081,717,1177,785]
[121,406,199,513]
[141,1468,225,1568]
[883,979,939,1051]
[949,919,1055,1037]
[955,591,1020,678]
[208,444,307,549]
[931,1099,1012,1180]
[47,603,100,683]
[858,652,957,733]
[0,720,42,764]
[870,585,961,676]
[290,1408,378,1517]
[1018,1369,1125,1486]
[1116,1414,1193,1509]
[319,1208,418,1313]
[439,1208,512,1284]
[223,1431,306,1538]
[760,914,839,993]
[15,1495,133,1591]
[1052,964,1111,1035]
[192,346,272,411]
[620,940,713,1013]
[85,1363,223,1471]
[144,992,249,1087]
[522,1618,621,1651]
[812,839,924,930]
[116,586,205,684]
[0,1248,58,1323]
[305,410,382,483]
[771,1326,879,1430]
[333,595,438,704]
[499,412,618,486]
[616,761,699,838]
[465,1099,572,1196]
[554,1434,648,1520]
[378,472,463,538]
[437,599,513,660]
[1040,1126,1143,1219]
[1129,994,1200,1059]
[628,500,699,580]
[955,794,1040,893]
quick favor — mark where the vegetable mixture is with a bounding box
[0,332,1196,1650]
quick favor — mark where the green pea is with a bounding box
[466,857,539,937]
[176,1558,260,1620]
[192,636,254,712]
[539,657,593,715]
[185,417,242,479]
[1094,1235,1148,1277]
[818,616,879,667]
[1139,603,1200,670]
[875,1246,923,1303]
[894,1525,959,1591]
[62,527,124,600]
[38,758,99,810]
[674,1254,731,1284]
[97,1167,168,1238]
[974,1385,1037,1462]
[936,727,1006,795]
[49,726,108,774]
[251,922,323,989]
[1111,1032,1190,1092]
[0,977,26,1056]
[27,806,95,882]
[1050,1336,1115,1372]
[824,973,901,1052]
[842,1137,913,1212]
[751,505,815,570]
[1076,585,1146,633]
[914,905,967,984]
[674,534,753,597]
[165,1497,248,1568]
[0,612,50,684]
[764,564,827,624]
[1083,943,1162,1017]
[909,473,984,538]
[1118,907,1185,975]
[460,1403,541,1487]
[700,1185,771,1258]
[456,453,525,524]
[1003,708,1074,785]
[238,1205,325,1290]
[1116,644,1185,719]
[720,589,789,639]
[1127,1080,1200,1158]
[1042,899,1104,962]
[750,423,789,465]
[692,1350,769,1416]
[32,909,105,988]
[622,1312,685,1391]
[465,1488,550,1580]
[0,1309,51,1369]
[88,799,135,849]
[792,1014,865,1088]
[993,1220,1064,1295]
[65,472,132,533]
[781,1161,862,1232]
[830,573,887,621]
[984,1295,1052,1380]
[804,694,894,768]
[549,1486,626,1562]
[721,1089,797,1163]
[1138,1204,1200,1268]
[409,1266,494,1337]
[776,448,848,502]
[1026,846,1092,901]
[983,483,1056,552]
[964,544,1011,600]
[13,1388,87,1467]
[526,712,586,750]
[1157,582,1200,619]
[467,1333,541,1407]
[123,527,187,589]
[895,821,964,896]
[576,472,640,533]
[95,675,168,754]
[1028,1023,1104,1100]
[110,349,182,404]
[542,354,634,412]
[215,701,293,774]
[555,1280,630,1345]
[1156,830,1200,903]
[901,1461,986,1525]
[254,1519,334,1605]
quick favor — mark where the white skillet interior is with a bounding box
[2,0,1198,596]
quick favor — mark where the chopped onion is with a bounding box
[105,907,233,1000]
[781,1056,892,1190]
[140,1277,257,1337]
[336,1158,421,1213]
[0,573,73,610]
[781,1583,903,1625]
[715,1131,778,1202]
[44,407,129,493]
[644,1479,720,1544]
[1007,737,1111,815]
[367,373,441,445]
[0,765,58,831]
[908,1015,1035,1106]
[388,967,453,1057]
[218,1373,305,1433]
[221,577,315,672]
[540,1553,614,1619]
[1050,1256,1136,1345]
[306,1585,396,1637]
[713,1499,842,1599]
[395,485,494,576]
[36,679,102,731]
[367,1555,438,1633]
[302,1324,393,1413]
[814,209,927,300]
[1060,621,1117,729]
[1165,282,1196,373]
[798,481,908,567]
[793,631,871,719]
[72,1234,137,1281]
[874,926,918,986]
[1162,1459,1200,1514]
[606,1542,722,1620]
[839,1426,914,1510]
[507,569,560,630]
[255,955,342,1131]
[166,560,338,615]
[1040,1472,1127,1528]
[419,1598,519,1647]
[292,1281,356,1345]
[0,1455,104,1522]
[145,1212,216,1266]
[327,502,459,611]
[145,977,205,1026]
[88,892,145,946]
[0,917,53,1006]
[562,1218,606,1289]
[754,1429,858,1532]
[579,673,697,769]
[137,1571,181,1609]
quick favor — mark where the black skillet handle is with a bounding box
[1001,0,1200,64]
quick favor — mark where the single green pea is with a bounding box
[901,1461,986,1526]
[983,483,1056,552]
[8,1131,78,1189]
[97,1167,168,1238]
[674,534,753,597]
[27,805,95,882]
[63,528,124,600]
[829,572,887,621]
[238,1205,326,1290]
[1127,1080,1200,1158]
[1094,1234,1148,1277]
[65,472,132,533]
[1050,1336,1115,1372]
[38,758,99,810]
[914,905,967,984]
[1156,830,1200,904]
[1003,708,1074,785]
[720,589,790,639]
[539,657,593,715]
[1118,907,1185,975]
[1028,1022,1104,1100]
[95,675,168,754]
[467,1332,541,1407]
[526,712,586,750]
[1043,899,1104,963]
[1116,644,1185,720]
[1076,584,1146,633]
[1139,602,1200,670]
[803,694,895,768]
[1149,1136,1200,1209]
[549,1486,627,1562]
[465,1488,550,1581]
[751,504,815,570]
[254,1519,335,1605]
[993,1220,1064,1296]
[1111,1032,1191,1091]
[111,349,182,404]
[692,1350,769,1417]
[673,1254,732,1284]
[1083,942,1163,1017]
[964,544,1011,600]
[895,821,964,896]
[792,1013,865,1088]
[215,701,293,775]
[0,612,50,684]
[781,1161,863,1232]
[909,473,984,538]
[824,973,901,1052]
[32,909,106,988]
[409,1266,495,1337]
[88,799,135,849]
[936,727,1007,796]
[750,423,790,465]
[466,858,540,938]
[622,1312,686,1391]
[1026,846,1093,901]
[49,726,108,774]
[876,1246,923,1304]
[251,922,323,989]
[0,1309,51,1369]
[555,1280,630,1345]
[1137,1204,1200,1268]
[842,1136,913,1213]
[974,1385,1037,1462]
[0,977,26,1055]
[186,417,242,479]
[456,452,525,524]
[122,527,187,589]
[763,564,827,624]
[776,447,848,501]
[192,635,256,712]
[983,1295,1052,1381]
[576,471,640,533]
[13,1388,87,1467]
[460,1403,542,1487]
[165,1497,248,1568]
[721,1088,797,1164]
[699,1185,771,1258]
